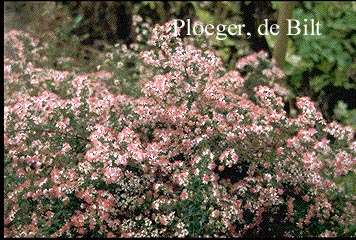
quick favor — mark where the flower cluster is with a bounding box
[4,21,356,238]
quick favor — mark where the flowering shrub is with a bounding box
[4,21,356,238]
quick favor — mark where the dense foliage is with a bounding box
[4,20,356,237]
[279,2,356,127]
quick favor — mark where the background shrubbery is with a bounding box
[4,1,356,238]
[279,2,356,128]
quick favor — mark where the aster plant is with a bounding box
[4,20,356,238]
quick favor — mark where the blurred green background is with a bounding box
[4,1,356,128]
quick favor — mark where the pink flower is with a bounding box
[212,210,220,218]
[180,189,188,200]
[160,216,167,226]
[202,174,210,184]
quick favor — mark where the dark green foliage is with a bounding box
[284,2,356,126]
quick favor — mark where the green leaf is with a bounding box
[195,9,214,24]
[285,53,302,67]
[265,34,276,49]
[310,75,330,93]
[316,60,332,73]
[74,15,83,25]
